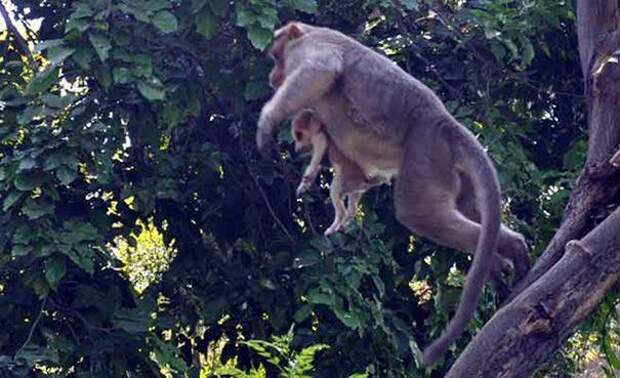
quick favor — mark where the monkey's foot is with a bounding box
[324,221,342,236]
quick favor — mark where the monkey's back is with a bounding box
[309,27,454,144]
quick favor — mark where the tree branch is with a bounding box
[448,207,620,377]
[0,2,35,68]
[15,297,47,358]
[450,1,620,374]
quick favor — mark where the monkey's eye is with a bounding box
[294,131,303,140]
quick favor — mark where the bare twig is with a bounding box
[48,298,114,333]
[0,2,36,68]
[303,201,319,236]
[249,170,294,241]
[15,297,47,358]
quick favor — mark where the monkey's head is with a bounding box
[291,110,321,153]
[268,22,308,89]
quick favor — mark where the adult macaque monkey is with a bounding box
[291,110,387,235]
[256,22,530,365]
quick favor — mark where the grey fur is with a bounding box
[257,22,530,366]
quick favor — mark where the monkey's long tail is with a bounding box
[421,126,501,366]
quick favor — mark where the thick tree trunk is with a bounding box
[448,1,620,376]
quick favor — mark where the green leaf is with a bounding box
[47,46,76,66]
[14,173,41,191]
[72,45,94,69]
[62,246,94,274]
[151,11,178,33]
[285,0,317,13]
[23,198,54,220]
[113,67,133,84]
[256,9,278,29]
[399,0,417,10]
[12,244,32,257]
[43,153,63,171]
[56,166,77,185]
[208,0,229,16]
[95,66,113,88]
[191,0,208,12]
[143,0,170,12]
[45,255,67,290]
[88,32,112,62]
[26,67,60,95]
[62,221,100,243]
[138,79,166,101]
[247,25,272,50]
[306,287,334,306]
[66,16,91,33]
[14,225,37,244]
[34,39,64,53]
[41,94,64,108]
[293,305,313,323]
[132,54,153,77]
[236,8,256,27]
[3,191,23,211]
[602,332,620,370]
[71,3,95,19]
[196,9,218,39]
[501,38,519,60]
[333,307,362,330]
[490,40,506,62]
[16,106,42,125]
[521,37,535,67]
[18,158,37,172]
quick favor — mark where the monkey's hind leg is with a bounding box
[456,174,530,282]
[341,192,362,229]
[325,170,346,236]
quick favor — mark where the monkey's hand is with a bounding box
[296,176,313,196]
[256,129,274,158]
[256,104,278,156]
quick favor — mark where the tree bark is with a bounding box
[449,1,620,376]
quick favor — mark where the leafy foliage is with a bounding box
[215,326,332,378]
[0,0,597,376]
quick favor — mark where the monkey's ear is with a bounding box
[287,23,304,39]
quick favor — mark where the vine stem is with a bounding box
[15,297,47,358]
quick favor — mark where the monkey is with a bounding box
[256,22,530,366]
[291,110,389,235]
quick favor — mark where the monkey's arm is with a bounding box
[257,52,343,153]
[296,132,328,196]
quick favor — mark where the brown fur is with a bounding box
[292,110,386,235]
[257,22,530,365]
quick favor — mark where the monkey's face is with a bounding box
[292,127,312,153]
[268,23,304,89]
[268,35,287,89]
[291,111,316,153]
